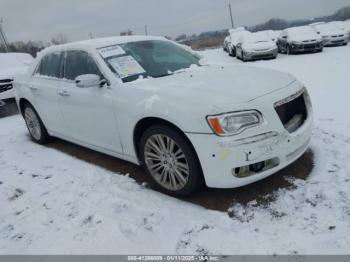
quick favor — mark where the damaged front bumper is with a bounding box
[186,84,313,188]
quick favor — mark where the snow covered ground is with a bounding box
[1,46,350,254]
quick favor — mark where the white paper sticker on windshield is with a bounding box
[108,55,146,78]
[98,45,126,58]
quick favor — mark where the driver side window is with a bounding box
[64,50,101,80]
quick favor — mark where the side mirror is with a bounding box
[75,74,101,88]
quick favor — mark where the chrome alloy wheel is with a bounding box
[24,107,42,141]
[144,134,190,191]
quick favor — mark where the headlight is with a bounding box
[207,110,263,136]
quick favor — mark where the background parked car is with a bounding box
[227,27,247,57]
[0,53,33,101]
[223,36,231,53]
[277,26,323,54]
[258,30,280,43]
[310,22,348,46]
[236,31,278,62]
[329,21,350,41]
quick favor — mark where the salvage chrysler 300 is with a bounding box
[14,36,313,196]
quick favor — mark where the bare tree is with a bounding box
[50,33,68,45]
[120,29,133,36]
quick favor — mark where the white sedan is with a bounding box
[14,36,313,196]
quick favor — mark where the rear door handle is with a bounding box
[58,90,70,97]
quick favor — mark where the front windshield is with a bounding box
[100,40,200,83]
[244,34,270,44]
[288,27,315,37]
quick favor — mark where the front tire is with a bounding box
[140,125,203,196]
[23,104,50,144]
[229,47,236,57]
[242,52,247,62]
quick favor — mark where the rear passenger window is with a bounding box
[64,50,101,80]
[37,52,62,78]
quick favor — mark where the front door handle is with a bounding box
[29,85,38,91]
[58,90,70,97]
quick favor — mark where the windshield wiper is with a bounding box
[153,73,173,78]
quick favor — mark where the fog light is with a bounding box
[249,161,265,173]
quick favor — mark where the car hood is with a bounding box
[127,65,296,112]
[291,35,322,42]
[0,66,28,79]
[319,29,344,36]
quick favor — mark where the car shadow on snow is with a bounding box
[47,138,314,212]
[0,99,19,118]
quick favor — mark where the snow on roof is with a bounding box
[40,35,167,55]
[239,31,271,43]
[286,26,317,35]
[229,27,246,35]
[311,23,344,34]
[309,22,325,26]
[329,21,350,31]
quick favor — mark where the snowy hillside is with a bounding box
[0,46,350,254]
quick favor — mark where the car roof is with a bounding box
[286,26,314,33]
[39,35,167,55]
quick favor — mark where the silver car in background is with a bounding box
[236,31,278,62]
[310,22,348,46]
[329,21,350,41]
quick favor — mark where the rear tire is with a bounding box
[23,103,50,144]
[140,125,204,196]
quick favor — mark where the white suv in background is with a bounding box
[227,27,247,56]
[0,53,33,100]
[15,36,313,196]
[223,36,231,53]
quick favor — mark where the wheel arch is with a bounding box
[133,117,202,171]
[18,98,33,116]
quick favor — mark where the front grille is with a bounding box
[0,79,13,93]
[252,54,274,59]
[332,40,344,44]
[275,91,307,133]
[303,44,316,49]
[303,39,316,43]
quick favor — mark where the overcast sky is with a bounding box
[1,0,349,43]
